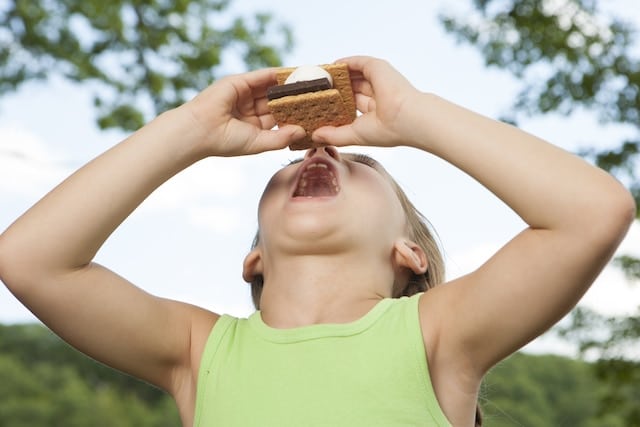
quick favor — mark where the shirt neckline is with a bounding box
[247,298,396,343]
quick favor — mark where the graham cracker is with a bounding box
[268,63,356,150]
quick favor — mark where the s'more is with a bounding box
[266,64,356,150]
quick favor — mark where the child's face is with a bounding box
[256,147,408,256]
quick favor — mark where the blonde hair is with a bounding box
[247,153,445,309]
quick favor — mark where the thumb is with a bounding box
[251,125,307,153]
[312,125,362,147]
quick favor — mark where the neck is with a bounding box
[258,252,395,329]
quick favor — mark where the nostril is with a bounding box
[306,146,339,161]
[305,148,317,159]
[323,146,339,160]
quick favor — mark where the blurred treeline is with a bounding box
[1,323,637,427]
[481,352,636,427]
[0,323,179,426]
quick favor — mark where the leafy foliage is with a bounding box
[0,323,180,426]
[440,0,640,206]
[557,306,640,424]
[440,1,640,424]
[482,353,607,427]
[0,0,293,131]
[1,323,634,426]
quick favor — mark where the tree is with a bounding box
[439,0,639,424]
[0,0,293,131]
[1,323,630,426]
[0,324,181,426]
[0,323,167,405]
[441,0,639,207]
[482,353,614,427]
[0,354,181,427]
[556,306,640,424]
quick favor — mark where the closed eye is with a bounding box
[285,154,377,168]
[349,153,377,168]
[285,158,304,167]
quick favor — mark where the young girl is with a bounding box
[0,56,634,426]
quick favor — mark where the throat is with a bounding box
[293,167,339,197]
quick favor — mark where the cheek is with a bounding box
[259,171,290,209]
[257,190,279,234]
[361,194,405,229]
[356,169,404,213]
[350,176,406,235]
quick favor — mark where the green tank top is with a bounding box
[193,293,451,426]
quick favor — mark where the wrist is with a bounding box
[148,107,213,164]
[396,92,442,151]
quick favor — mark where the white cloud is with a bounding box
[188,205,244,234]
[446,242,501,280]
[133,156,261,234]
[581,265,639,316]
[580,222,640,316]
[446,222,640,317]
[0,285,38,323]
[0,127,71,196]
[140,157,249,212]
[447,228,640,356]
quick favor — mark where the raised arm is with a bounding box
[0,69,305,395]
[313,56,635,375]
[407,93,635,370]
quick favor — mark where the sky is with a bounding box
[1,0,639,356]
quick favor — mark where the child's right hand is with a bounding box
[182,68,306,157]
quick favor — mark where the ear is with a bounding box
[392,239,428,275]
[242,248,264,283]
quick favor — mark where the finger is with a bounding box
[236,93,274,128]
[351,78,374,98]
[257,112,277,130]
[354,93,376,114]
[239,67,280,94]
[333,56,381,80]
[312,124,362,148]
[253,95,272,117]
[250,125,306,153]
[223,68,279,108]
[333,55,375,72]
[337,56,410,97]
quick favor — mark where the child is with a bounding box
[0,56,634,426]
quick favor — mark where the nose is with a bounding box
[304,146,340,161]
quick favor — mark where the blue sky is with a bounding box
[1,0,639,355]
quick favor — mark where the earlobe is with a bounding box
[393,239,428,274]
[242,248,264,282]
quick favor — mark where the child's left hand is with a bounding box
[183,68,306,157]
[311,56,422,149]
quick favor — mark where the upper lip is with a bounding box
[291,156,340,197]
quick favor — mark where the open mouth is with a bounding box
[292,160,340,198]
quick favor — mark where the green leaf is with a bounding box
[0,0,294,133]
